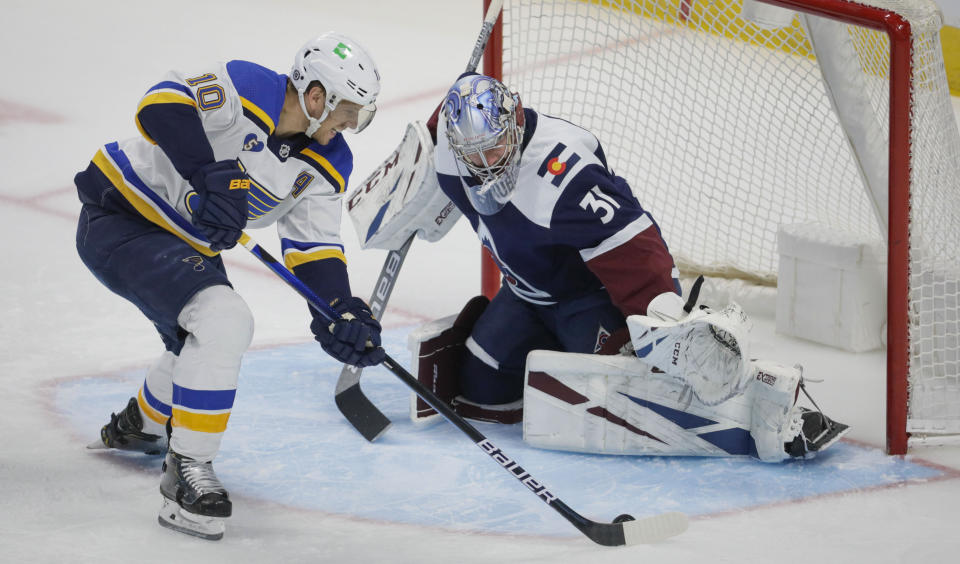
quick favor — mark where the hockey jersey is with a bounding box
[435,109,679,316]
[76,60,354,300]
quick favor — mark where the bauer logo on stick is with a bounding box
[478,439,558,504]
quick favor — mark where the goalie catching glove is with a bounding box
[311,297,385,367]
[628,292,752,406]
[189,160,250,252]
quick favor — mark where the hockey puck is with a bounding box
[613,513,636,523]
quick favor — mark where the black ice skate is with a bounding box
[88,397,167,455]
[158,450,232,540]
[786,407,850,458]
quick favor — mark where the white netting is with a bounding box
[498,0,960,436]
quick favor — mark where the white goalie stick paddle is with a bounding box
[238,231,688,545]
[333,0,504,441]
[334,234,414,441]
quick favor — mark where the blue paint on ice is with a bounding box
[56,326,946,538]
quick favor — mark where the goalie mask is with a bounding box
[290,32,381,137]
[443,74,525,215]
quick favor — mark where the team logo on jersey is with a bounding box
[594,324,611,353]
[182,256,205,271]
[537,143,580,187]
[242,133,264,152]
[476,219,552,304]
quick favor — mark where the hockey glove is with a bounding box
[189,160,250,252]
[311,297,386,367]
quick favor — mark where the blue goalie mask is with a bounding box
[443,75,525,215]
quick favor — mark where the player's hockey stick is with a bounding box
[333,0,504,441]
[334,234,414,442]
[237,232,688,546]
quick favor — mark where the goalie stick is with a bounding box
[237,231,689,545]
[333,0,504,441]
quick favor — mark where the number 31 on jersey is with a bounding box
[579,186,621,224]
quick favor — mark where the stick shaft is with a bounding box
[466,0,504,72]
[334,235,415,441]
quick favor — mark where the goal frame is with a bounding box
[479,0,914,454]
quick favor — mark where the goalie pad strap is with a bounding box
[453,397,523,424]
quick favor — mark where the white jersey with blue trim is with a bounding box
[435,108,679,315]
[87,60,352,268]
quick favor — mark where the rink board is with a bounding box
[55,326,948,539]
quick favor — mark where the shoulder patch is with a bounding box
[242,133,264,152]
[537,143,581,187]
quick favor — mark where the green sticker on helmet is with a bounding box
[333,42,352,59]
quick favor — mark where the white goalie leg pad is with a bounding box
[627,303,752,406]
[346,121,461,250]
[748,360,804,462]
[523,350,759,457]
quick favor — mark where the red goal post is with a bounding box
[479,0,960,454]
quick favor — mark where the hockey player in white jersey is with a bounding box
[77,33,385,540]
[401,73,847,464]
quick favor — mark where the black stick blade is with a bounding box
[334,383,392,442]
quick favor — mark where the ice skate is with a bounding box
[157,450,231,540]
[87,397,167,455]
[785,407,850,458]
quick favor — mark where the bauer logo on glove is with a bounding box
[228,178,251,190]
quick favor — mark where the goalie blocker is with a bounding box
[408,299,848,462]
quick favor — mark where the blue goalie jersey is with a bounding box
[434,108,679,316]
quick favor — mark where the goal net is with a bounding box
[484,0,960,453]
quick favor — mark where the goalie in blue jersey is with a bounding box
[395,73,847,464]
[75,33,385,540]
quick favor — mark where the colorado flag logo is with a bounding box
[537,143,580,186]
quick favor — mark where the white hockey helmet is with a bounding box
[443,74,525,215]
[290,32,381,136]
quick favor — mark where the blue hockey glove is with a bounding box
[311,297,386,367]
[189,160,250,252]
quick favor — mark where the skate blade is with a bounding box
[86,438,108,450]
[85,438,166,455]
[158,497,225,541]
[809,420,851,453]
